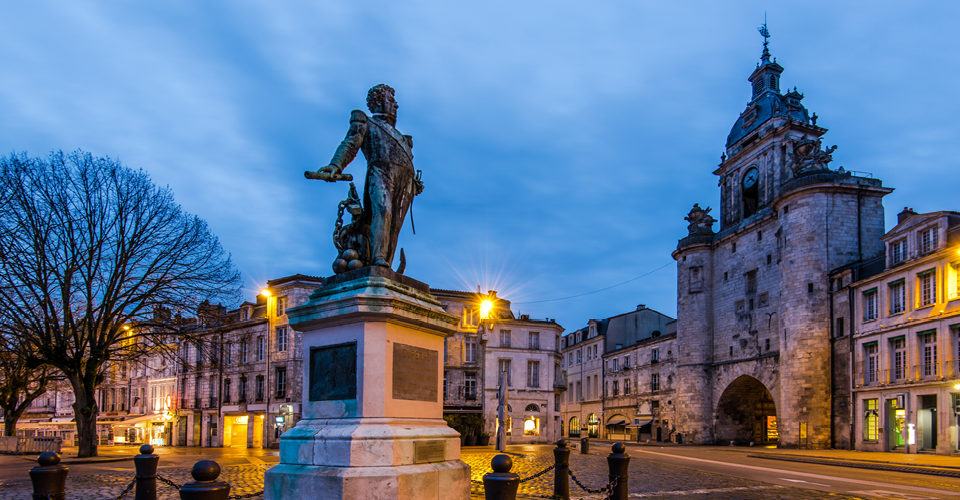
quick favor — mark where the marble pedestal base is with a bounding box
[263,268,470,500]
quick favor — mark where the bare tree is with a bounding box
[0,331,59,437]
[0,151,240,457]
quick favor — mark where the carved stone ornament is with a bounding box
[788,137,837,175]
[684,203,717,236]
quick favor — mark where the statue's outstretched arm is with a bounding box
[306,110,367,182]
[328,110,368,173]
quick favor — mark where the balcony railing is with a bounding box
[915,363,941,380]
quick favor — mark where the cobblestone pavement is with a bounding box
[0,463,271,500]
[463,446,868,499]
[0,447,869,499]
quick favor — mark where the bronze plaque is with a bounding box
[414,440,445,463]
[392,343,438,402]
[309,343,357,401]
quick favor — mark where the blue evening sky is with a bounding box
[2,2,957,333]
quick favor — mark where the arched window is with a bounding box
[569,417,581,437]
[525,403,540,412]
[587,413,600,438]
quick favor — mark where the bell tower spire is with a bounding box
[748,16,783,101]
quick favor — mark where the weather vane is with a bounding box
[757,13,771,62]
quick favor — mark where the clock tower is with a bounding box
[672,26,892,448]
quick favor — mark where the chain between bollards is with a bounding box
[115,476,138,500]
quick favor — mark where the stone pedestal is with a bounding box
[264,267,470,500]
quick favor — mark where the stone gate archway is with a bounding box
[715,375,778,446]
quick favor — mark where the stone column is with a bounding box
[264,267,470,500]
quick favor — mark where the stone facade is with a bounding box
[431,289,565,445]
[560,307,676,442]
[836,210,960,455]
[672,43,892,448]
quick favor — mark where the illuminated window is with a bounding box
[950,262,960,300]
[918,270,937,307]
[863,288,878,321]
[523,416,540,436]
[568,417,581,437]
[624,379,630,395]
[863,399,879,441]
[919,227,939,254]
[891,239,907,265]
[889,280,905,315]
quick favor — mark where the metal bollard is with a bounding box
[553,439,570,500]
[135,444,159,500]
[179,460,231,500]
[482,454,519,500]
[29,452,69,500]
[607,443,630,500]
[580,437,589,454]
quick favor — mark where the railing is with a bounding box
[915,363,941,380]
[884,368,906,384]
[944,359,960,379]
[29,445,263,500]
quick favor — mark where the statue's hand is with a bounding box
[305,165,352,182]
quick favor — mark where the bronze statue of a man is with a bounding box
[306,84,423,272]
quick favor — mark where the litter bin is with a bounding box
[580,437,589,454]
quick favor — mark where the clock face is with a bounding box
[743,168,759,189]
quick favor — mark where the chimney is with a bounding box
[637,304,647,311]
[898,207,918,224]
[487,290,497,299]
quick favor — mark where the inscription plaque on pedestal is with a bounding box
[414,440,445,463]
[310,342,357,401]
[392,343,438,402]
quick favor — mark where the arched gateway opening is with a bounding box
[716,375,778,446]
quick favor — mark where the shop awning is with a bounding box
[605,419,627,427]
[51,417,74,423]
[626,418,653,428]
[116,414,167,427]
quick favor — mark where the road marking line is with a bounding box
[781,478,831,487]
[630,449,958,496]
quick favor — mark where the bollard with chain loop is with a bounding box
[606,443,630,500]
[134,444,159,500]
[29,452,69,500]
[179,460,231,500]
[482,454,519,500]
[553,439,570,500]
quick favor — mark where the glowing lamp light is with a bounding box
[954,384,960,391]
[236,415,249,425]
[261,289,272,297]
[524,419,536,433]
[480,299,494,319]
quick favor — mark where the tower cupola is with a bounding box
[748,23,783,100]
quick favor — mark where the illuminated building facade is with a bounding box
[834,210,960,454]
[433,289,565,444]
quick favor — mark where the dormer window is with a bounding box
[891,239,907,265]
[919,227,939,254]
